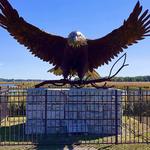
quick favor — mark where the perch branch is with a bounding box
[90,53,129,88]
[35,53,129,88]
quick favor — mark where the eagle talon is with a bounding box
[60,78,67,82]
[78,79,84,85]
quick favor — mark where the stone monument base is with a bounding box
[26,88,122,135]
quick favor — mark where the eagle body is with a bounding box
[0,0,150,80]
[62,43,88,79]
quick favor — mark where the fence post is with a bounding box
[44,90,47,136]
[139,87,142,123]
[115,90,118,144]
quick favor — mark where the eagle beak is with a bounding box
[73,36,78,42]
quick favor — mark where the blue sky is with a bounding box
[0,0,150,79]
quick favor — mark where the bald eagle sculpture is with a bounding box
[0,0,150,80]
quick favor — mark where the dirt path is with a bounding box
[0,144,150,150]
[0,145,98,150]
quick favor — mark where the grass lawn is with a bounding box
[1,117,26,127]
[0,116,150,149]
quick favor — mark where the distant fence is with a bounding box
[0,86,149,146]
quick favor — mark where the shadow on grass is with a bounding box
[0,123,26,142]
[1,124,116,150]
[35,134,103,150]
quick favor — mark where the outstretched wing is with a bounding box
[88,1,150,70]
[0,0,67,66]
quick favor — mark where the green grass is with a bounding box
[1,116,149,145]
[1,117,26,127]
[0,116,150,150]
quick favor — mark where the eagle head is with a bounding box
[68,31,87,47]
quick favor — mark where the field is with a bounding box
[17,81,150,89]
[1,81,150,89]
[92,82,150,89]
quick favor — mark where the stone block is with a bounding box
[26,88,122,135]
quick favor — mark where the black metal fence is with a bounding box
[0,86,149,146]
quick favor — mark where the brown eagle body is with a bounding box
[0,0,150,79]
[62,44,88,79]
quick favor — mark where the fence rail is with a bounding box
[0,87,150,146]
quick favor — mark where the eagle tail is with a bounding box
[48,67,77,77]
[48,67,63,76]
[48,67,100,79]
[85,70,100,80]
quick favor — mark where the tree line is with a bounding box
[1,76,150,82]
[112,76,150,82]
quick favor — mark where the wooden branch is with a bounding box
[35,53,129,88]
